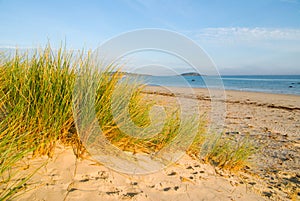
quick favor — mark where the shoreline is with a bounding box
[143,85,300,109]
[144,74,300,96]
[146,84,300,97]
[146,85,300,96]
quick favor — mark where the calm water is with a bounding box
[138,75,300,95]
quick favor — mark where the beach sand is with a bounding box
[16,146,262,201]
[142,86,300,200]
[13,86,300,200]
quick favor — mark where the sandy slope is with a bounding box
[13,86,300,200]
[16,146,262,201]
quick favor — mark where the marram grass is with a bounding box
[0,47,78,200]
[0,45,254,200]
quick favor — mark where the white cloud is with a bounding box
[186,27,300,74]
[0,45,36,49]
[194,27,300,43]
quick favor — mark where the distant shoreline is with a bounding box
[145,84,300,96]
[136,74,300,96]
[142,85,300,110]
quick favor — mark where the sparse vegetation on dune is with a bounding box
[187,126,254,172]
[203,135,254,171]
[0,45,254,200]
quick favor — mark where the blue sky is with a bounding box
[1,0,300,75]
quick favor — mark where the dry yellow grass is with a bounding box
[0,45,254,200]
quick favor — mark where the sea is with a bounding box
[137,75,300,96]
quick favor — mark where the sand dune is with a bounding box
[14,86,300,200]
[17,146,262,201]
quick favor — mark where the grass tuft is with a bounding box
[0,45,254,199]
[204,135,254,171]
